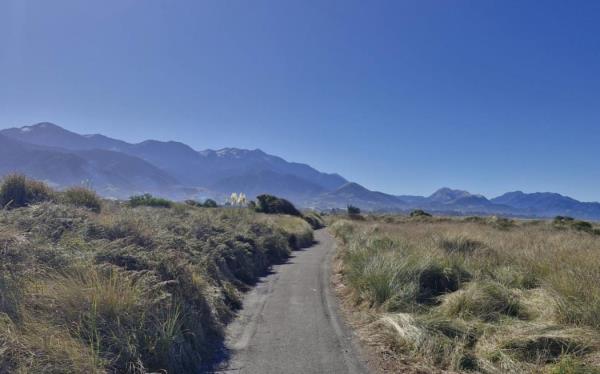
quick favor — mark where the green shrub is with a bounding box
[554,216,575,223]
[572,220,593,232]
[62,187,102,213]
[0,174,53,209]
[129,193,172,208]
[347,205,361,216]
[185,198,218,208]
[410,209,432,218]
[184,199,202,207]
[255,194,301,216]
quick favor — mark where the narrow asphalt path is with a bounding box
[217,229,368,374]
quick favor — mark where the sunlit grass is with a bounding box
[330,216,600,373]
[0,182,313,373]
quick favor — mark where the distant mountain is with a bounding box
[0,133,179,198]
[423,188,503,212]
[492,191,600,220]
[309,182,407,210]
[2,122,600,220]
[1,123,347,197]
[210,170,327,201]
[427,187,473,204]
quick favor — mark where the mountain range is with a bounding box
[1,122,599,220]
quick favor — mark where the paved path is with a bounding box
[218,229,367,374]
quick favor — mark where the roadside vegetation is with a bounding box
[0,175,313,373]
[330,214,600,373]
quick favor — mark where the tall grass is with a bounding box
[61,186,102,212]
[0,173,54,209]
[330,217,600,373]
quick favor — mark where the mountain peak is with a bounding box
[17,122,65,133]
[428,187,472,203]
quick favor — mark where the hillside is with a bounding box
[309,182,407,211]
[0,134,179,198]
[0,123,346,201]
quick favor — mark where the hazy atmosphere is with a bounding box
[2,0,599,200]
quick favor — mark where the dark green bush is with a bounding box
[62,187,102,213]
[572,220,593,232]
[347,205,361,216]
[129,193,172,208]
[255,194,301,216]
[0,174,53,209]
[410,209,432,218]
[185,198,218,208]
[554,216,575,223]
[184,199,202,207]
[554,216,595,233]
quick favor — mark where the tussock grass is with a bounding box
[61,186,102,212]
[330,216,600,373]
[302,210,326,229]
[0,174,54,209]
[0,182,313,373]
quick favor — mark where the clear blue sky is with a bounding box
[1,1,599,201]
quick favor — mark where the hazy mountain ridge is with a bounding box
[0,123,346,201]
[1,123,599,220]
[0,133,180,198]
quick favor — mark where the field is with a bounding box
[330,215,600,373]
[0,180,314,373]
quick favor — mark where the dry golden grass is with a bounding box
[0,193,313,373]
[330,216,600,373]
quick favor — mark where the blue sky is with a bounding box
[1,1,599,201]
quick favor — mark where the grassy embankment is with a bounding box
[0,175,314,373]
[330,214,600,373]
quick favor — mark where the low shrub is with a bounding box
[347,205,361,216]
[410,209,432,218]
[129,193,172,208]
[185,198,219,208]
[572,220,593,232]
[62,187,102,213]
[554,216,575,223]
[0,174,53,209]
[184,199,202,207]
[255,194,301,216]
